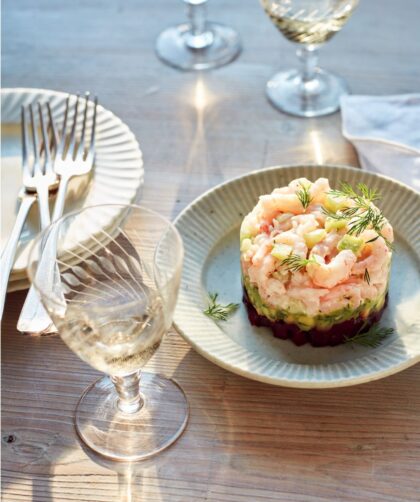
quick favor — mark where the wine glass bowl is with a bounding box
[261,0,359,117]
[28,205,188,461]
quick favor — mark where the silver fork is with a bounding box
[52,93,97,221]
[17,93,98,334]
[0,104,58,321]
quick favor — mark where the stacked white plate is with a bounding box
[1,88,144,291]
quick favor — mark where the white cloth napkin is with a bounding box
[341,94,420,192]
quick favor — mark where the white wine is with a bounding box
[262,0,358,45]
[55,282,165,376]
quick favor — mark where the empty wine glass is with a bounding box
[156,0,241,71]
[261,0,359,117]
[28,205,188,461]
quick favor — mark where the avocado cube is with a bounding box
[240,238,252,253]
[337,234,364,256]
[325,217,347,232]
[324,194,349,213]
[271,243,293,261]
[304,229,327,249]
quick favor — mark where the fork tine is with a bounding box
[67,94,80,159]
[47,102,59,153]
[75,92,90,159]
[56,95,71,159]
[38,102,52,173]
[21,106,30,174]
[88,96,98,159]
[29,104,41,173]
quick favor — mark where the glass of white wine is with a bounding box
[28,204,187,461]
[261,0,359,117]
[156,0,241,71]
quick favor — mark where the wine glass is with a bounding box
[261,0,359,117]
[156,0,241,71]
[27,204,188,461]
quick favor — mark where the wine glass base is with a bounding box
[266,68,349,117]
[156,22,241,71]
[74,372,189,461]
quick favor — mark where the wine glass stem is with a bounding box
[111,372,143,414]
[184,0,214,49]
[297,46,319,89]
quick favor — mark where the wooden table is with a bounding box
[2,0,420,500]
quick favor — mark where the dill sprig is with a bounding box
[345,324,394,348]
[329,182,381,204]
[280,254,318,272]
[296,182,312,210]
[322,182,393,250]
[363,268,371,285]
[204,292,239,321]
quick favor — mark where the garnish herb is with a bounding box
[329,182,380,204]
[345,325,394,348]
[322,182,393,250]
[296,182,312,210]
[280,253,318,272]
[204,292,239,321]
[363,268,371,285]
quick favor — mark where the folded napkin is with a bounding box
[341,94,420,192]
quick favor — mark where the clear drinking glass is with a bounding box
[261,0,359,117]
[27,204,188,461]
[156,0,241,71]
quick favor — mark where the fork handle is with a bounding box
[17,175,71,334]
[17,182,56,334]
[0,194,36,320]
[52,174,71,222]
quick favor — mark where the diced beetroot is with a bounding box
[272,324,289,339]
[291,330,308,346]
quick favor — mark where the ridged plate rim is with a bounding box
[173,164,420,388]
[1,87,144,290]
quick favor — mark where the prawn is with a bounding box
[307,249,357,288]
[352,230,390,275]
[290,214,319,236]
[274,231,308,258]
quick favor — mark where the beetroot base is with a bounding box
[243,288,388,347]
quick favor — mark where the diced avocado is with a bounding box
[324,194,349,213]
[337,234,364,256]
[271,243,292,261]
[242,272,389,332]
[240,238,252,253]
[325,217,347,232]
[297,315,315,329]
[304,229,327,249]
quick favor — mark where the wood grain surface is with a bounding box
[2,0,420,501]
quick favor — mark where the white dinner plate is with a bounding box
[174,164,420,388]
[1,88,144,290]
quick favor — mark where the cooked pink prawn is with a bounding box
[311,231,341,258]
[272,177,311,195]
[319,283,362,314]
[290,214,319,236]
[310,178,330,204]
[251,237,274,266]
[259,193,304,220]
[288,284,329,317]
[274,231,308,258]
[352,230,390,274]
[381,221,394,243]
[307,250,357,288]
[248,254,288,305]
